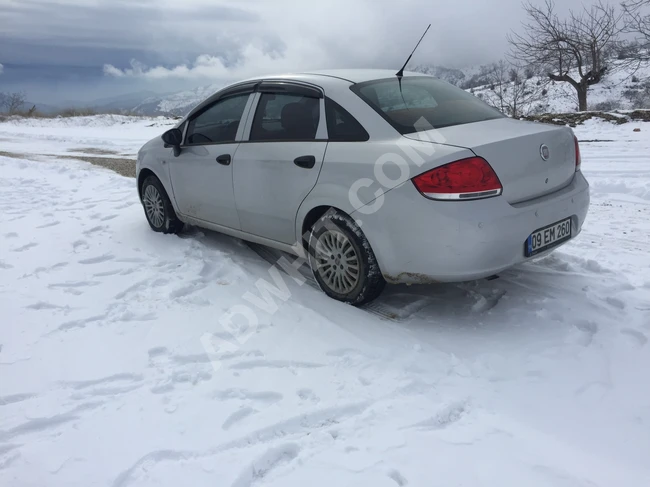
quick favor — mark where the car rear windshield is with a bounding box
[350,76,504,134]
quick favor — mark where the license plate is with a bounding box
[525,218,572,257]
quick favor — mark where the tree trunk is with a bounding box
[577,86,588,112]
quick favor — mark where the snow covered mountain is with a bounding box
[132,83,225,116]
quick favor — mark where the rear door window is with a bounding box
[250,93,320,141]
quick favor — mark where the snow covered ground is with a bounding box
[1,116,649,486]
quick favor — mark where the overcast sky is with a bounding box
[0,0,602,104]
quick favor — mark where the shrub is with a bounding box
[57,107,97,117]
[623,81,650,109]
[591,99,623,111]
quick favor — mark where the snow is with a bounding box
[0,115,176,159]
[1,116,650,486]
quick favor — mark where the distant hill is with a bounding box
[132,84,224,116]
[92,91,165,113]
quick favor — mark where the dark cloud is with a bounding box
[0,0,603,102]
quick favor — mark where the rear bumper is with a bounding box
[354,172,590,284]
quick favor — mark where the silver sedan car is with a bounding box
[136,69,590,305]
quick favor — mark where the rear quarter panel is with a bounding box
[295,138,474,244]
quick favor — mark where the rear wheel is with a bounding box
[141,175,183,234]
[308,211,385,305]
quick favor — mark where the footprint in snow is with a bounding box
[296,388,320,403]
[36,221,60,229]
[62,373,143,390]
[25,301,66,311]
[55,314,106,332]
[606,296,626,310]
[387,470,409,486]
[12,243,38,252]
[407,400,470,430]
[213,389,283,404]
[78,254,115,265]
[83,225,107,236]
[222,407,257,431]
[72,239,89,251]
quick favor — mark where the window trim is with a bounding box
[349,76,505,134]
[183,93,253,147]
[258,81,323,99]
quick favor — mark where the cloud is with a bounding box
[0,63,3,75]
[103,44,321,81]
[104,56,233,79]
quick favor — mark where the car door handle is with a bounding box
[294,155,316,169]
[216,154,231,166]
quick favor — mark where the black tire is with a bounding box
[308,210,386,305]
[140,175,184,234]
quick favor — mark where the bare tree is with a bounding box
[508,0,624,111]
[623,0,650,46]
[482,61,546,117]
[0,91,27,114]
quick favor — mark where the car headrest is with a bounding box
[281,102,315,137]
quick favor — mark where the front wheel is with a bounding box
[308,211,385,305]
[141,175,184,234]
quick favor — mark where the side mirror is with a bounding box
[161,128,183,157]
[162,128,183,147]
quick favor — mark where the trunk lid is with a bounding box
[406,118,576,204]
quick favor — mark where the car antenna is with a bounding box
[396,23,431,79]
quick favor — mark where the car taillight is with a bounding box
[574,135,581,172]
[411,157,503,201]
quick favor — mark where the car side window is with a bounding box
[250,93,320,142]
[185,94,249,145]
[325,98,369,142]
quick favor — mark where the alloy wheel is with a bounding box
[143,184,165,228]
[313,229,360,294]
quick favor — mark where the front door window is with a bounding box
[185,94,250,145]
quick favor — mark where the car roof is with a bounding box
[239,69,427,86]
[300,69,425,83]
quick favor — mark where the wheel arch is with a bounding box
[300,205,348,249]
[306,206,386,305]
[137,168,157,199]
[137,167,184,222]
